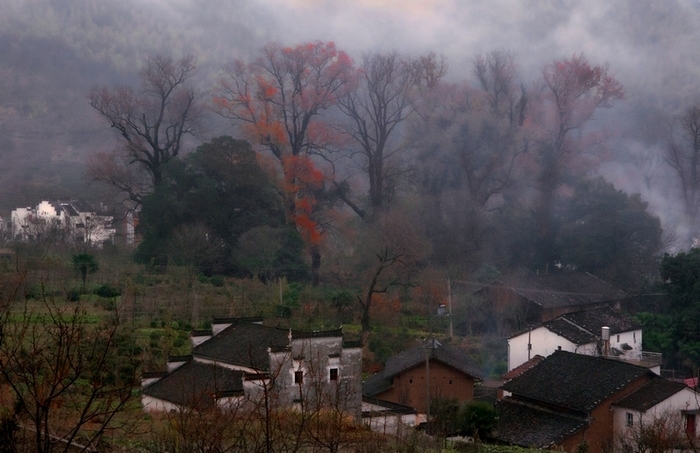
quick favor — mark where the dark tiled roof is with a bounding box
[562,307,640,336]
[495,398,587,448]
[363,340,483,398]
[292,328,343,339]
[193,323,289,371]
[501,351,652,412]
[212,316,264,325]
[543,318,596,344]
[383,340,483,381]
[363,371,394,397]
[542,307,640,345]
[142,360,244,410]
[507,272,628,309]
[613,378,688,411]
[501,355,545,381]
[362,396,417,416]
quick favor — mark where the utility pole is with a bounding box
[447,278,453,339]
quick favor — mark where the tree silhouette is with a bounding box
[88,54,201,206]
[71,253,98,293]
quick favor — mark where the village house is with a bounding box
[462,272,629,336]
[362,339,483,416]
[10,199,115,246]
[141,317,363,418]
[613,378,700,448]
[507,306,660,372]
[495,351,700,453]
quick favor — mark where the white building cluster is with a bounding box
[10,200,116,246]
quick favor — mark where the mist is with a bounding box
[1,0,700,253]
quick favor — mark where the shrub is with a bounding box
[94,284,121,298]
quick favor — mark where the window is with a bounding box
[626,412,634,427]
[329,368,338,381]
[294,370,303,385]
[617,335,620,342]
[633,332,636,343]
[557,346,562,351]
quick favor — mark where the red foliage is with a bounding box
[283,155,326,245]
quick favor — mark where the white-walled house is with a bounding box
[508,307,649,372]
[11,199,115,246]
[141,317,363,418]
[612,379,700,449]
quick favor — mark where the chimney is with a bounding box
[601,326,610,357]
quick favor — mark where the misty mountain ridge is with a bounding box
[1,0,700,248]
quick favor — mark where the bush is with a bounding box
[94,284,121,298]
[209,275,225,287]
[66,288,80,302]
[459,401,498,440]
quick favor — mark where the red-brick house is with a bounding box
[362,339,483,415]
[495,351,674,453]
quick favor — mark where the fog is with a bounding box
[2,0,700,249]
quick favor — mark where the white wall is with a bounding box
[508,326,578,370]
[508,327,643,371]
[613,386,700,449]
[141,395,182,413]
[608,329,643,360]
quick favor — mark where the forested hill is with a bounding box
[2,0,700,246]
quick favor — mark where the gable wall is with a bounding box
[375,360,476,414]
[555,374,654,453]
[612,386,700,445]
[508,326,577,370]
[269,337,362,419]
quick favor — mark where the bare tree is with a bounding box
[337,52,444,219]
[0,294,138,452]
[531,54,624,268]
[666,106,700,245]
[353,211,429,347]
[616,409,695,453]
[88,54,201,206]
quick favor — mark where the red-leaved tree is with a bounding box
[213,41,357,285]
[529,54,624,267]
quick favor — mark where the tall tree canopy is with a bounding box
[530,54,624,268]
[88,55,201,206]
[555,177,662,290]
[213,41,357,285]
[136,136,308,280]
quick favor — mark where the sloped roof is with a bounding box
[562,307,641,337]
[363,371,394,397]
[362,396,417,416]
[501,351,652,412]
[193,322,289,371]
[613,378,688,412]
[501,355,545,381]
[542,318,596,344]
[363,339,483,398]
[383,339,483,381]
[507,272,628,309]
[540,306,640,345]
[142,360,244,410]
[495,399,587,448]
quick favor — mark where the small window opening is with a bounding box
[329,368,338,381]
[294,370,303,385]
[626,412,634,427]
